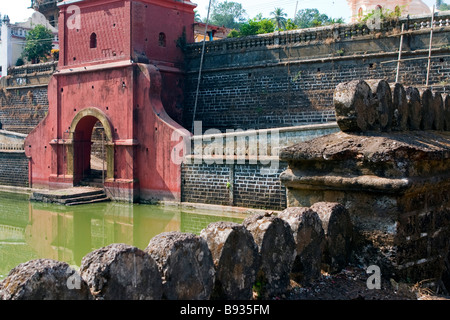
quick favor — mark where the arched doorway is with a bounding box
[67,108,114,186]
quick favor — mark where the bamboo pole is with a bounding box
[426,5,436,87]
[396,23,405,83]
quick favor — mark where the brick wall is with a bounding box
[184,54,450,132]
[182,162,231,206]
[181,161,287,211]
[0,152,29,187]
[0,87,49,134]
[183,13,450,132]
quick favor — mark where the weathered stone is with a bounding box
[406,86,422,130]
[421,89,434,130]
[200,221,259,300]
[80,243,162,300]
[334,80,373,132]
[0,259,92,300]
[366,79,393,132]
[445,94,450,131]
[242,213,296,299]
[145,231,215,300]
[278,207,325,284]
[309,202,353,273]
[432,92,444,131]
[391,83,409,131]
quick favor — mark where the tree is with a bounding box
[358,6,402,25]
[437,0,450,10]
[23,25,54,64]
[294,8,340,29]
[285,19,299,30]
[194,10,203,23]
[238,18,275,36]
[270,8,288,31]
[210,1,248,30]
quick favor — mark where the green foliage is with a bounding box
[295,8,339,29]
[438,0,450,10]
[194,10,203,23]
[23,25,54,64]
[227,29,240,38]
[238,18,275,37]
[285,19,298,30]
[270,7,288,31]
[358,6,403,23]
[210,1,248,30]
[15,57,25,67]
[219,5,343,37]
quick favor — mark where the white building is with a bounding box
[0,11,58,77]
[347,0,432,22]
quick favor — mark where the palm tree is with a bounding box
[194,10,203,23]
[270,8,288,31]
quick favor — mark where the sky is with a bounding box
[0,0,440,24]
[192,0,438,22]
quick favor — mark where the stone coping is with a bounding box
[280,130,450,162]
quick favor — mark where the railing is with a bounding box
[0,143,25,151]
[186,11,450,56]
[8,61,58,77]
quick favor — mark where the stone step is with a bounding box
[60,193,109,205]
[31,187,109,206]
[32,188,105,201]
[65,195,110,206]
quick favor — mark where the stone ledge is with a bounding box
[280,131,450,163]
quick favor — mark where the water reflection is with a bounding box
[0,192,245,280]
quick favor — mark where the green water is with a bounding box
[0,191,245,281]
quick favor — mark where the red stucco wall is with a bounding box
[25,0,195,202]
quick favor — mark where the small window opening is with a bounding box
[358,7,363,18]
[90,33,97,49]
[158,33,166,47]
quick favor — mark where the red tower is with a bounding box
[25,0,195,202]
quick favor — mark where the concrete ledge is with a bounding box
[0,184,35,196]
[162,201,280,216]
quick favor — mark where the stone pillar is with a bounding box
[280,80,450,289]
[200,221,260,300]
[145,232,215,300]
[242,213,296,299]
[278,207,325,283]
[80,243,163,300]
[0,259,93,300]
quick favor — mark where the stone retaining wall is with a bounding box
[183,12,450,132]
[0,152,29,188]
[181,123,339,210]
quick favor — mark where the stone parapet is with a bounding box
[280,79,450,288]
[186,11,450,58]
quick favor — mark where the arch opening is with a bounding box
[68,108,114,185]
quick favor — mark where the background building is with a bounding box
[347,0,432,22]
[0,11,58,77]
[194,22,231,42]
[30,0,61,27]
